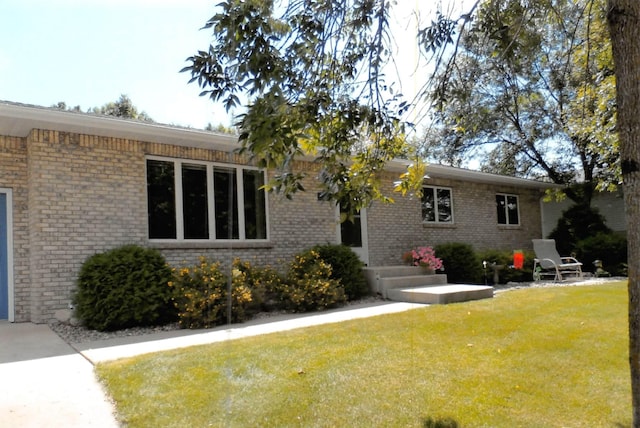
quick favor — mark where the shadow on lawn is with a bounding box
[422,416,459,428]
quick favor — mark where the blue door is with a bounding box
[0,193,8,319]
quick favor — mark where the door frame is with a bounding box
[336,206,369,266]
[0,188,14,322]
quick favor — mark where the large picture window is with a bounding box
[496,193,520,225]
[146,158,268,241]
[422,186,453,223]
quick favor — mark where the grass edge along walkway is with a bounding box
[97,281,630,427]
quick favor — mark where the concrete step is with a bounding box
[363,265,426,279]
[379,274,447,296]
[387,284,494,305]
[363,266,448,297]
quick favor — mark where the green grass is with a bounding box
[97,281,631,427]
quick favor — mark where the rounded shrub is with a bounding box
[548,204,611,255]
[434,242,481,284]
[73,245,176,331]
[310,244,369,300]
[276,249,346,312]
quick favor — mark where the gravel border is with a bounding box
[491,276,625,291]
[49,278,624,345]
[49,295,384,345]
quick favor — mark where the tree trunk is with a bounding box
[607,1,640,425]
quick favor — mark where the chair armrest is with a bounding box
[561,257,582,265]
[538,258,559,269]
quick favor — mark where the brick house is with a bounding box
[0,101,553,323]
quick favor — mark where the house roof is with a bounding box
[1,100,557,190]
[0,100,238,151]
[388,160,557,190]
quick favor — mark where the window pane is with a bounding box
[182,164,209,239]
[147,160,176,239]
[340,206,363,247]
[243,170,267,239]
[507,195,519,225]
[496,194,507,224]
[213,168,239,239]
[437,188,452,222]
[421,188,436,222]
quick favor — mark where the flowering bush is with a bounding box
[170,257,253,329]
[274,250,346,312]
[231,258,283,313]
[402,246,443,271]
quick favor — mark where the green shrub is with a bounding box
[477,249,536,284]
[310,244,369,300]
[171,257,253,329]
[275,250,347,312]
[73,245,175,331]
[434,243,480,284]
[548,204,611,255]
[574,232,628,276]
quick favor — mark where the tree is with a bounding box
[607,1,640,425]
[51,101,82,112]
[182,0,424,215]
[52,95,155,123]
[423,0,617,205]
[205,122,237,134]
[90,94,154,122]
[426,0,639,422]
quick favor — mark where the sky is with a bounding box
[0,0,462,130]
[0,0,232,128]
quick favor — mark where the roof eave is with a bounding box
[387,159,558,190]
[0,101,239,151]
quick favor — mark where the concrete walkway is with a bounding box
[0,301,425,427]
[0,322,118,428]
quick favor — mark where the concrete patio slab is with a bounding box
[388,284,494,304]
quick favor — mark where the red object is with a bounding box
[513,251,524,269]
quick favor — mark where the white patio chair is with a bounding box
[532,239,583,281]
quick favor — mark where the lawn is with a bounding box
[97,281,631,427]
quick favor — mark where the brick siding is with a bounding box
[366,174,544,266]
[0,128,545,322]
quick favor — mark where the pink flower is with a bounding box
[405,246,443,270]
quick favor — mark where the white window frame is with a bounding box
[496,193,520,226]
[146,156,269,242]
[422,186,454,224]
